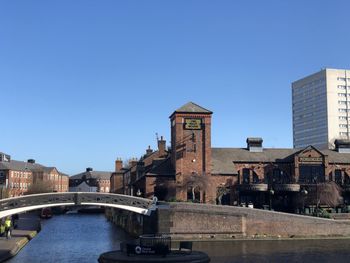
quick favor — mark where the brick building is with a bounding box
[0,153,69,198]
[69,168,111,193]
[111,102,350,213]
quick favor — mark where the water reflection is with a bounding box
[8,213,131,263]
[193,239,350,263]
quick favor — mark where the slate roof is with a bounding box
[173,102,212,114]
[70,171,112,180]
[323,149,350,163]
[145,157,175,177]
[0,160,45,171]
[211,147,350,174]
[0,159,68,176]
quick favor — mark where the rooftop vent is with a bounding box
[246,137,263,152]
[27,159,35,164]
[86,167,93,172]
[334,139,350,153]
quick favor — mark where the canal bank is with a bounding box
[106,202,350,241]
[0,215,40,262]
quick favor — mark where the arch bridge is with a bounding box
[0,192,158,219]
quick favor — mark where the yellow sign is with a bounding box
[299,157,322,162]
[184,119,202,130]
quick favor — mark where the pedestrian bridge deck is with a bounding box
[0,192,157,219]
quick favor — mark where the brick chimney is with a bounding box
[129,158,138,168]
[146,146,153,155]
[115,158,123,172]
[158,136,166,157]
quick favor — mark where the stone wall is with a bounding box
[156,202,350,240]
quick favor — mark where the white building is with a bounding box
[292,68,350,149]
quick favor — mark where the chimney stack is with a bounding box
[86,167,93,172]
[129,158,138,168]
[27,159,35,164]
[146,146,153,155]
[158,136,166,156]
[115,158,123,172]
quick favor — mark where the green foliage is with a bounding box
[313,208,331,219]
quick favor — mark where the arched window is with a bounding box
[329,172,333,182]
[335,169,342,185]
[273,169,282,184]
[242,168,250,184]
[252,171,259,184]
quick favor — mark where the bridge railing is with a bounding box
[0,192,158,218]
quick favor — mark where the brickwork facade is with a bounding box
[111,102,350,212]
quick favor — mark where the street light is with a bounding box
[269,189,274,210]
[136,189,142,197]
[313,176,319,216]
[301,188,308,214]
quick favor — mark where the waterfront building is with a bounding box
[292,68,350,149]
[111,102,350,212]
[69,168,111,193]
[0,153,69,197]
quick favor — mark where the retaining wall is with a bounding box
[156,203,350,240]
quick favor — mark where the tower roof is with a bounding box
[172,102,212,116]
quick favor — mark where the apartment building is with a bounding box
[0,152,69,197]
[292,68,350,149]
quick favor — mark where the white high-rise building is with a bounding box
[292,68,350,149]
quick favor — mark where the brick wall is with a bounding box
[156,202,350,239]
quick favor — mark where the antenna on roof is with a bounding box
[156,132,159,141]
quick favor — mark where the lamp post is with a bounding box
[314,176,318,216]
[301,188,308,214]
[136,189,142,197]
[269,189,274,210]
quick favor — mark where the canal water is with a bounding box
[7,213,132,263]
[8,213,350,262]
[194,239,350,263]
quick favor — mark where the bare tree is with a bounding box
[182,173,208,202]
[25,180,54,195]
[316,181,343,208]
[216,186,230,205]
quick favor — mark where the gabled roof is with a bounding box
[211,146,350,167]
[70,171,112,180]
[0,160,45,171]
[0,159,68,176]
[171,102,212,116]
[69,179,98,188]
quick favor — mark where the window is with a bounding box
[340,124,348,128]
[338,85,346,90]
[335,170,342,185]
[242,168,250,184]
[338,77,346,81]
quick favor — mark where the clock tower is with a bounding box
[169,102,213,201]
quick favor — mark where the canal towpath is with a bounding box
[0,214,40,262]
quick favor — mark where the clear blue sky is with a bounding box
[1,1,350,175]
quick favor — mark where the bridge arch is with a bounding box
[0,192,157,219]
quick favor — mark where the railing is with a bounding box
[0,192,157,217]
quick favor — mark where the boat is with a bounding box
[40,207,53,219]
